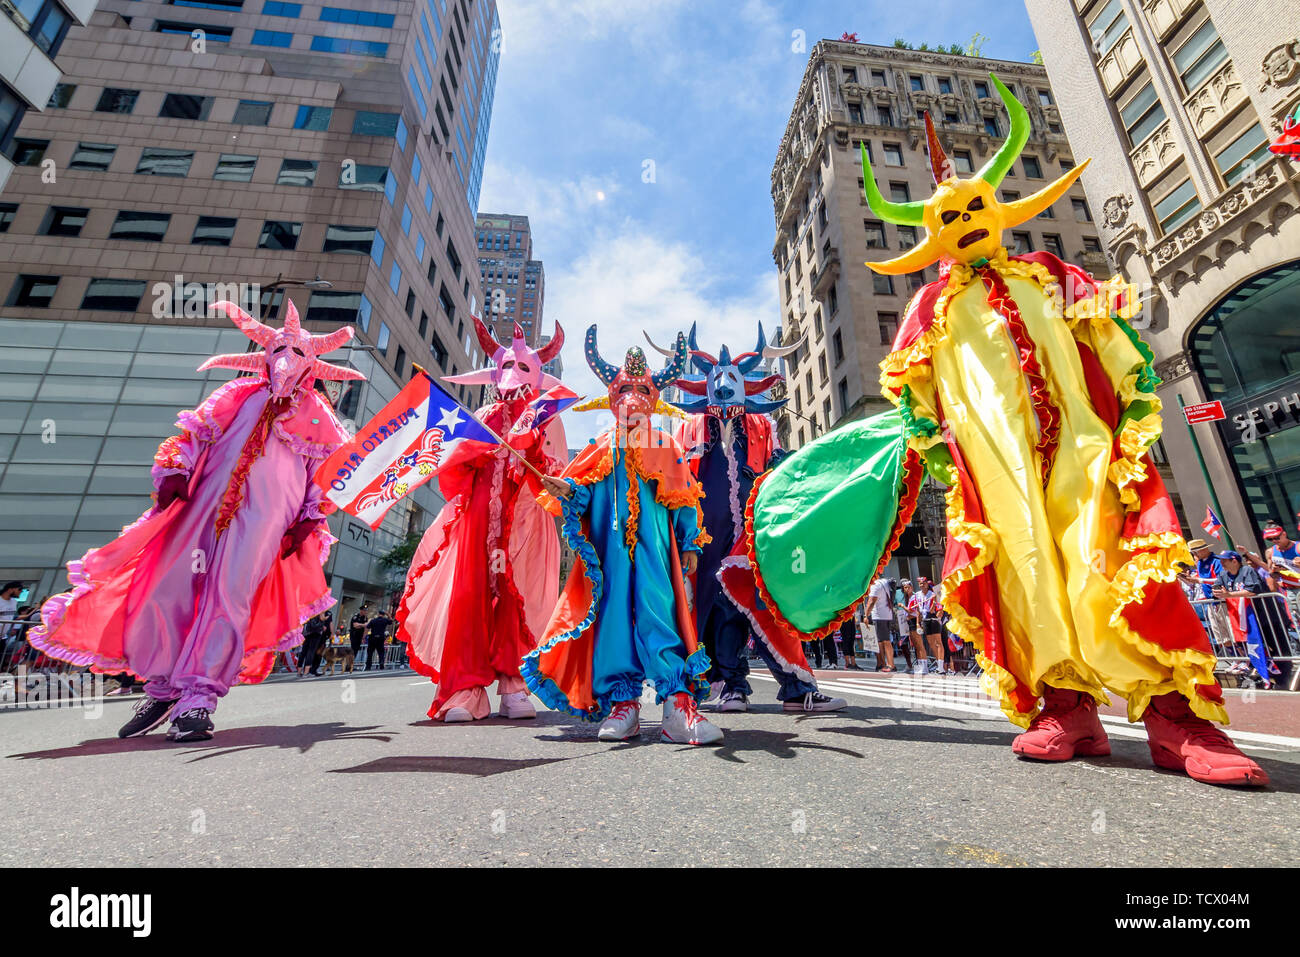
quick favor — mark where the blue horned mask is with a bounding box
[646,322,803,420]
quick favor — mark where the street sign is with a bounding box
[1183,400,1226,424]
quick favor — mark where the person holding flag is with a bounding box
[375,318,572,722]
[1212,551,1280,689]
[526,329,724,746]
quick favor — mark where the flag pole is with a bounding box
[411,363,550,484]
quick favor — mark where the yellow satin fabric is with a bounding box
[903,264,1217,725]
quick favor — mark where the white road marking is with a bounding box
[748,673,1300,752]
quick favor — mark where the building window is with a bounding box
[135,148,193,176]
[11,0,73,56]
[404,289,416,317]
[1022,156,1043,178]
[1060,158,1075,172]
[438,283,455,320]
[878,311,899,345]
[909,75,924,92]
[109,210,171,242]
[95,88,139,114]
[1173,18,1228,93]
[953,149,973,174]
[352,111,400,137]
[446,239,462,277]
[369,230,386,266]
[394,346,406,376]
[306,290,364,324]
[431,333,449,368]
[889,182,910,203]
[984,116,1000,137]
[47,83,75,108]
[294,105,332,130]
[0,203,15,232]
[864,219,887,248]
[214,153,257,182]
[320,6,395,27]
[818,354,829,384]
[192,216,237,246]
[1089,0,1129,56]
[827,284,838,315]
[883,143,903,166]
[159,93,212,121]
[7,274,59,308]
[309,35,388,57]
[938,77,953,95]
[11,139,48,166]
[82,278,146,312]
[388,263,402,295]
[843,66,857,82]
[69,142,116,171]
[898,225,917,250]
[232,100,272,125]
[1154,178,1201,233]
[1120,82,1166,148]
[1072,198,1092,221]
[871,69,886,85]
[878,106,894,127]
[1083,236,1102,254]
[40,206,88,237]
[974,80,989,98]
[838,378,849,413]
[1038,89,1053,106]
[0,87,25,157]
[873,274,894,296]
[251,29,293,47]
[258,220,301,250]
[848,102,863,124]
[376,322,390,351]
[338,163,389,192]
[1011,231,1033,254]
[832,329,844,364]
[1215,123,1271,186]
[277,158,317,186]
[1044,234,1065,257]
[322,224,375,255]
[262,0,300,15]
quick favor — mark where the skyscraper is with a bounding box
[0,0,501,604]
[1027,0,1300,542]
[475,212,545,346]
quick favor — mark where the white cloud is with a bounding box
[478,161,622,257]
[497,0,691,59]
[542,228,781,446]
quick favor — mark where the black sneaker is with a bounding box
[166,707,215,742]
[782,691,848,713]
[118,696,180,738]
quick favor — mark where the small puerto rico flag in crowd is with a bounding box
[313,371,497,528]
[508,384,581,436]
[1201,506,1224,540]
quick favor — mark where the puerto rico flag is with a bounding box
[313,373,497,528]
[1201,506,1224,540]
[508,385,581,436]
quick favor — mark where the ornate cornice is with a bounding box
[1154,350,1193,384]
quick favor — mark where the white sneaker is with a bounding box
[498,691,536,719]
[717,689,749,713]
[782,691,848,713]
[598,700,641,741]
[442,707,474,722]
[912,661,929,676]
[661,692,724,745]
[704,680,725,703]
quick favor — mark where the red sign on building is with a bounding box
[1183,400,1226,424]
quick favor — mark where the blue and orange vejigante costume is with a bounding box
[522,337,712,721]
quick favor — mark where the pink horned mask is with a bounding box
[443,315,565,401]
[201,299,367,398]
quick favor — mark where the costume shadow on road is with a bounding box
[6,722,394,763]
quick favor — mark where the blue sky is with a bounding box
[478,0,1042,442]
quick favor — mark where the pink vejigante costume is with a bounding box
[30,299,363,740]
[396,318,570,722]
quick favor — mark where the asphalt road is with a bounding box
[2,667,1298,867]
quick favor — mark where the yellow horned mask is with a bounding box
[861,74,1091,275]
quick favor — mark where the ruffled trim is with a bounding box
[897,386,943,450]
[937,481,1039,728]
[1108,413,1163,510]
[1106,533,1226,723]
[1062,276,1141,327]
[520,480,606,722]
[716,553,816,684]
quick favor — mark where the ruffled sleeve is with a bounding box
[150,429,202,489]
[672,502,703,555]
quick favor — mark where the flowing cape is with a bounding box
[30,378,346,684]
[522,429,710,720]
[720,410,923,651]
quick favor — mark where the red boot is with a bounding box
[1142,691,1268,787]
[1011,686,1111,761]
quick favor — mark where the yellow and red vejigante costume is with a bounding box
[882,248,1224,726]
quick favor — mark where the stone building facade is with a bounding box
[1028,0,1300,545]
[770,39,1106,455]
[475,212,545,347]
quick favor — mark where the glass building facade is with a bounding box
[1189,260,1300,533]
[0,318,443,612]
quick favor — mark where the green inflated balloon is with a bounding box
[752,408,912,634]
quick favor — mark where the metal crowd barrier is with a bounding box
[1188,590,1300,687]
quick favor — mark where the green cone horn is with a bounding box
[977,73,1030,189]
[860,142,924,226]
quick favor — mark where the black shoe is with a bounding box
[166,707,215,742]
[118,696,180,738]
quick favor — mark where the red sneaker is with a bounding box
[1011,686,1111,761]
[1141,691,1268,787]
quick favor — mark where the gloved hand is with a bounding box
[156,473,190,510]
[923,446,957,487]
[280,519,320,559]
